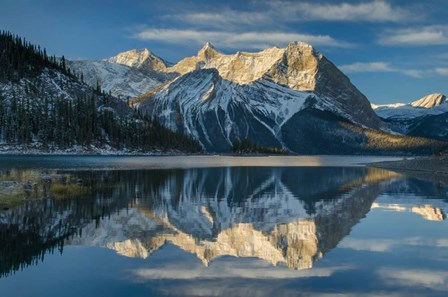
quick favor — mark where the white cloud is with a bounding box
[339,62,423,78]
[130,263,352,280]
[135,29,352,49]
[270,0,413,22]
[435,67,448,76]
[339,62,394,73]
[165,11,270,28]
[379,26,448,46]
[167,1,414,28]
[338,238,394,252]
[379,268,448,289]
[400,69,424,78]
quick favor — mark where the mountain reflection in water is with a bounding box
[0,166,447,278]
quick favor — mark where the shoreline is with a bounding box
[368,155,448,184]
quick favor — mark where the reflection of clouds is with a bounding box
[436,239,448,247]
[379,268,448,289]
[339,237,448,252]
[339,239,393,252]
[130,260,353,280]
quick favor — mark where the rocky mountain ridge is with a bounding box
[372,93,448,140]
[373,93,448,120]
[65,41,447,153]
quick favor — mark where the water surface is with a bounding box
[0,156,446,297]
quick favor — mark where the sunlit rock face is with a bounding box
[106,48,170,73]
[411,93,447,109]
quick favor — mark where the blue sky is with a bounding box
[1,0,447,104]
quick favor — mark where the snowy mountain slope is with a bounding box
[0,68,92,103]
[66,60,161,99]
[372,93,448,140]
[136,69,313,151]
[67,49,176,100]
[106,48,172,72]
[372,93,448,120]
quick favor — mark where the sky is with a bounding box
[1,0,447,104]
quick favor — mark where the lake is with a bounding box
[0,156,447,297]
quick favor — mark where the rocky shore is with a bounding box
[369,155,448,184]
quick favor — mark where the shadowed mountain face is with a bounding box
[4,165,447,276]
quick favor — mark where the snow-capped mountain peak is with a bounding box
[197,42,219,59]
[167,41,322,87]
[411,93,446,108]
[372,93,448,120]
[372,93,448,139]
[105,48,170,72]
[68,48,176,98]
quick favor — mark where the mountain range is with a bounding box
[372,93,448,141]
[1,31,446,154]
[67,41,446,154]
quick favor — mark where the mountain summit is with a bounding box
[105,48,170,72]
[411,93,446,108]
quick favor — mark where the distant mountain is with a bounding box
[67,48,176,99]
[372,93,448,141]
[106,48,172,72]
[66,60,161,99]
[373,93,448,120]
[134,42,443,154]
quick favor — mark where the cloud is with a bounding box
[165,11,270,29]
[130,263,352,280]
[339,62,423,77]
[134,29,353,50]
[167,1,414,28]
[379,26,448,46]
[268,0,413,22]
[435,67,448,76]
[339,237,448,253]
[379,268,448,289]
[339,62,394,73]
[338,238,394,252]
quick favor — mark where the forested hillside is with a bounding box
[0,31,201,153]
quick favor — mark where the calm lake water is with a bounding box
[0,156,447,297]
